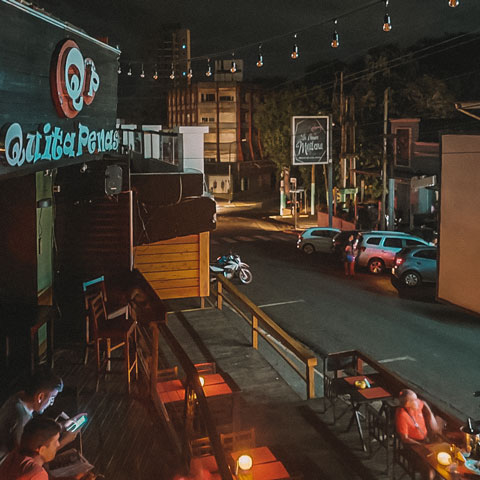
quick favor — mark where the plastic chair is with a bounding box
[86,291,138,393]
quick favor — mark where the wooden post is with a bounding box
[217,281,223,310]
[252,315,258,349]
[307,358,317,399]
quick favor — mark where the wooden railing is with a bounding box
[211,274,318,399]
[132,270,234,480]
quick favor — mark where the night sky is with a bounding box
[37,0,480,81]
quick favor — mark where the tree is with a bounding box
[254,86,330,194]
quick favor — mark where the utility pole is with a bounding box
[380,87,389,230]
[310,164,315,215]
[340,72,347,189]
[328,114,333,227]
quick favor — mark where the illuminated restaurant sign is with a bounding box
[2,122,119,167]
[0,1,120,172]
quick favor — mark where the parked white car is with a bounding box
[297,227,341,254]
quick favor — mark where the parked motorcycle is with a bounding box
[209,254,253,284]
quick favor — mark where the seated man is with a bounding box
[0,417,61,479]
[395,388,441,445]
[0,369,74,463]
[395,389,443,480]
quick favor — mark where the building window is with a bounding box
[201,117,215,123]
[219,95,234,102]
[201,93,215,102]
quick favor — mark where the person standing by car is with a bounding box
[344,234,357,276]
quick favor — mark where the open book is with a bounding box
[47,449,94,478]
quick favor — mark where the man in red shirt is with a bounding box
[0,417,61,480]
[395,389,440,444]
[395,389,443,480]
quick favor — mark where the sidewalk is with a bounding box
[165,299,386,480]
[215,197,319,232]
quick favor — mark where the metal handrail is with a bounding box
[212,274,318,399]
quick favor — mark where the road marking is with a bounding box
[379,356,416,363]
[221,237,237,243]
[235,236,255,242]
[259,299,305,308]
[253,235,271,241]
[271,233,291,241]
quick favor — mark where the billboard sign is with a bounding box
[291,116,329,165]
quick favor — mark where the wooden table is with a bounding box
[411,441,480,480]
[156,373,234,404]
[196,446,291,480]
[335,375,392,452]
[231,446,290,480]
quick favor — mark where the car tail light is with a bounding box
[395,257,404,266]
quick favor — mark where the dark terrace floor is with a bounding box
[46,344,180,480]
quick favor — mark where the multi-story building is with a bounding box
[168,61,275,199]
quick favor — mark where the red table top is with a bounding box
[156,373,232,404]
[231,446,277,465]
[344,375,375,386]
[357,386,391,400]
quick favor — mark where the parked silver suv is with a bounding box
[356,231,431,274]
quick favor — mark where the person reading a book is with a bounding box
[0,369,76,464]
[0,417,61,479]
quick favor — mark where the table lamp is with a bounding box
[437,451,452,466]
[236,454,253,480]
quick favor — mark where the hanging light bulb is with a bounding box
[187,67,193,79]
[170,63,175,80]
[230,53,237,73]
[448,0,459,7]
[153,66,158,80]
[291,34,299,59]
[205,59,212,77]
[140,63,145,78]
[383,13,392,31]
[117,64,122,74]
[127,65,132,76]
[331,19,340,48]
[383,0,392,31]
[256,45,264,67]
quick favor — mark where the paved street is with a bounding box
[211,208,480,421]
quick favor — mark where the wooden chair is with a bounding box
[86,291,138,393]
[195,362,217,375]
[190,428,255,459]
[392,433,418,480]
[366,403,393,476]
[322,351,360,423]
[220,428,255,452]
[82,276,107,364]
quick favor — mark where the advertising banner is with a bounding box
[291,116,329,165]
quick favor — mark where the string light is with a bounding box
[331,19,340,48]
[230,53,237,73]
[448,0,459,7]
[127,65,132,76]
[383,1,392,32]
[153,66,158,80]
[187,67,193,79]
[256,44,264,67]
[291,33,299,59]
[206,58,212,77]
[169,63,175,80]
[140,63,145,78]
